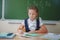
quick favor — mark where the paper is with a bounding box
[40,33,60,40]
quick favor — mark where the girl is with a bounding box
[17,5,48,34]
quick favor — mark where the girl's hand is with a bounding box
[18,30,24,34]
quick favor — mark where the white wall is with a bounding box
[46,24,60,34]
[0,20,19,33]
[0,20,60,34]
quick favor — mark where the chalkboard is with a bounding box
[0,0,2,19]
[4,0,60,20]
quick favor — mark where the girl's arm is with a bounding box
[17,24,25,34]
[28,25,48,34]
[35,25,48,34]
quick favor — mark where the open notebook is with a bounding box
[0,32,16,39]
[22,33,41,38]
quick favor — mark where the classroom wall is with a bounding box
[0,20,19,33]
[0,20,60,34]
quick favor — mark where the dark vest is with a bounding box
[24,18,40,32]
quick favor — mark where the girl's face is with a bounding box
[28,9,38,21]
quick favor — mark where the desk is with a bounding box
[0,33,60,40]
[0,34,48,40]
[14,35,48,40]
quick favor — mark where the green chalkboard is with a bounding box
[4,0,60,20]
[0,0,2,19]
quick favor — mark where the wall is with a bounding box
[0,20,19,33]
[0,20,60,34]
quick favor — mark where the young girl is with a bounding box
[17,5,48,34]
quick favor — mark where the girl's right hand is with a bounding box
[18,30,24,34]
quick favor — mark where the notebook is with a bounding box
[22,33,40,38]
[0,32,16,39]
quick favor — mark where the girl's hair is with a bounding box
[28,5,39,19]
[28,5,39,13]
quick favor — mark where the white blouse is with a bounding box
[21,17,43,31]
